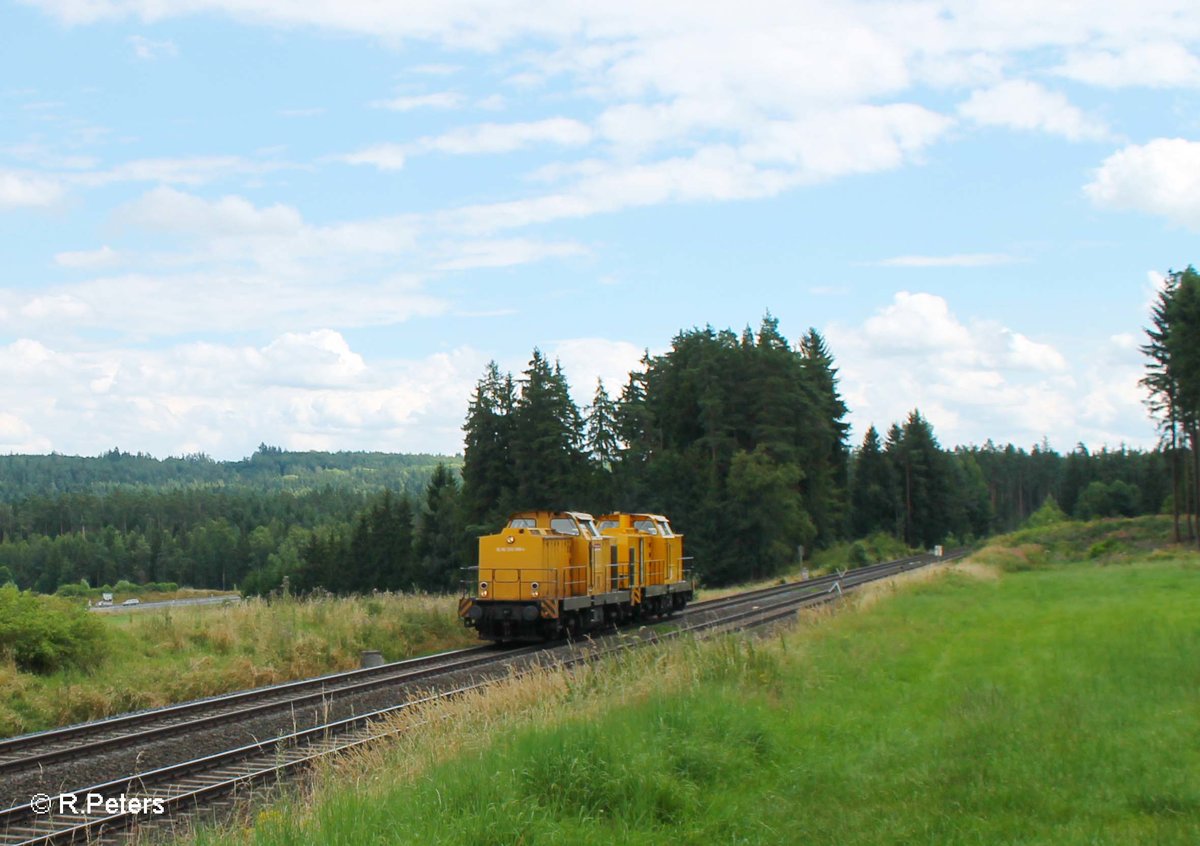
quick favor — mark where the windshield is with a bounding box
[549,517,580,536]
[508,518,535,529]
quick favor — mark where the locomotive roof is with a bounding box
[507,509,595,520]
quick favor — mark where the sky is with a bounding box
[0,0,1197,460]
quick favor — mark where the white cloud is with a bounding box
[0,334,487,458]
[1084,138,1200,230]
[54,245,122,269]
[443,115,950,236]
[119,186,303,236]
[279,107,325,117]
[4,190,439,336]
[337,143,406,171]
[740,104,953,173]
[434,238,588,270]
[23,185,611,341]
[2,142,98,170]
[0,271,445,337]
[415,118,593,155]
[0,411,47,453]
[958,80,1110,141]
[546,337,647,405]
[444,148,789,233]
[0,169,63,209]
[21,293,91,321]
[127,34,177,60]
[1056,43,1200,88]
[876,253,1017,268]
[339,119,594,172]
[112,187,421,275]
[1005,331,1068,372]
[371,92,464,111]
[409,63,461,76]
[260,329,367,387]
[827,291,1135,452]
[71,155,289,188]
[861,292,973,355]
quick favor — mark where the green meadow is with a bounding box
[194,525,1200,845]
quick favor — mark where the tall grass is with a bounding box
[975,513,1179,571]
[0,592,476,737]
[186,553,1200,845]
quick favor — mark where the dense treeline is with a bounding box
[455,319,851,585]
[849,432,1171,543]
[0,445,452,501]
[0,449,457,593]
[448,314,1177,587]
[0,487,375,592]
[1,296,1190,596]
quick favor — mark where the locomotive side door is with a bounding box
[590,541,603,595]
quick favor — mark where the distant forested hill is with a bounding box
[0,445,459,501]
[0,447,462,593]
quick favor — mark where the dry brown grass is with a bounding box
[699,573,813,601]
[1,592,477,737]
[951,559,1002,581]
[835,561,954,613]
[967,543,1048,572]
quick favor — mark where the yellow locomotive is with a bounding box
[458,510,693,641]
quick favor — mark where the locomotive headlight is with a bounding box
[530,581,540,597]
[479,580,489,597]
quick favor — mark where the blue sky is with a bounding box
[1,0,1197,459]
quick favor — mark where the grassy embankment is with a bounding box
[191,516,1199,845]
[1,563,862,738]
[0,593,477,737]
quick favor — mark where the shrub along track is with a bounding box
[0,551,960,845]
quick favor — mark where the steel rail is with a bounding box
[0,553,942,779]
[686,553,937,614]
[0,550,963,845]
[0,642,520,776]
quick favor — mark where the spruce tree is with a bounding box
[798,328,851,540]
[584,379,621,508]
[850,425,896,537]
[413,464,465,591]
[511,350,588,509]
[461,361,516,530]
[585,379,620,470]
[1142,266,1200,543]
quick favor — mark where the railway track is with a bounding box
[0,550,962,845]
[0,553,936,785]
[0,643,526,779]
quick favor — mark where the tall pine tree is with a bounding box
[511,351,589,509]
[461,361,516,530]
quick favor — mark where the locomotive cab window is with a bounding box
[656,520,674,537]
[597,519,617,531]
[579,519,600,537]
[549,517,580,535]
[633,519,658,535]
[508,518,535,529]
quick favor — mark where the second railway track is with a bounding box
[0,551,937,786]
[0,550,963,845]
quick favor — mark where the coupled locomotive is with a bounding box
[458,510,694,641]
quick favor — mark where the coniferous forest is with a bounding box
[0,288,1196,596]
